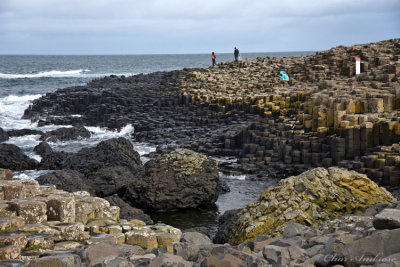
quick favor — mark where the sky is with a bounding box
[0,0,399,55]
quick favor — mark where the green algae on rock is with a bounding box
[229,167,396,245]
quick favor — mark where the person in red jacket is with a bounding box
[211,52,216,66]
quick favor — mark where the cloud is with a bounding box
[0,0,399,54]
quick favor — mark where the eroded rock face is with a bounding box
[62,137,143,177]
[37,170,93,195]
[122,148,219,212]
[228,167,396,245]
[104,194,153,224]
[39,126,91,142]
[0,144,38,170]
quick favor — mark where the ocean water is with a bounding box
[0,52,312,232]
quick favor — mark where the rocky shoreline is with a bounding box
[0,167,399,266]
[0,38,399,266]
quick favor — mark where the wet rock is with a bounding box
[123,148,219,212]
[0,128,9,143]
[39,126,91,142]
[32,141,52,157]
[0,144,38,170]
[373,208,400,229]
[7,129,43,138]
[104,194,153,224]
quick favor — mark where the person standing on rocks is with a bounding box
[212,52,216,66]
[234,47,239,62]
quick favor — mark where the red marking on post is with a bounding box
[356,58,360,61]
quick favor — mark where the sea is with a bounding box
[0,52,314,234]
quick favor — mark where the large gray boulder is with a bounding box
[122,149,219,212]
[373,208,400,230]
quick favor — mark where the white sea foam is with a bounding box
[0,69,91,79]
[0,69,138,79]
[219,172,246,180]
[0,94,42,130]
[13,170,53,180]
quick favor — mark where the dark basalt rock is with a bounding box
[104,194,153,224]
[39,126,91,142]
[0,144,38,170]
[33,141,53,157]
[122,149,220,212]
[7,129,44,137]
[0,128,9,142]
[36,170,93,195]
[213,209,241,244]
[87,166,141,197]
[62,137,142,177]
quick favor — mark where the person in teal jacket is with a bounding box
[280,71,289,81]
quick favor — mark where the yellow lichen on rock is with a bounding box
[228,167,396,245]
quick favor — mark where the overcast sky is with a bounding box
[0,0,399,54]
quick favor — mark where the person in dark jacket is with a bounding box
[212,52,216,66]
[234,47,239,62]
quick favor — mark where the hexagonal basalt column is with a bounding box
[8,200,47,224]
[46,196,75,223]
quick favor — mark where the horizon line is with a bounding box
[0,50,316,56]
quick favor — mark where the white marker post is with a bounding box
[356,57,361,75]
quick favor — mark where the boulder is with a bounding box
[228,167,396,245]
[87,166,136,197]
[0,144,38,170]
[180,232,212,245]
[36,170,93,195]
[33,141,52,157]
[373,208,400,229]
[122,148,219,212]
[104,194,153,224]
[0,128,9,143]
[39,126,91,142]
[63,137,143,177]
